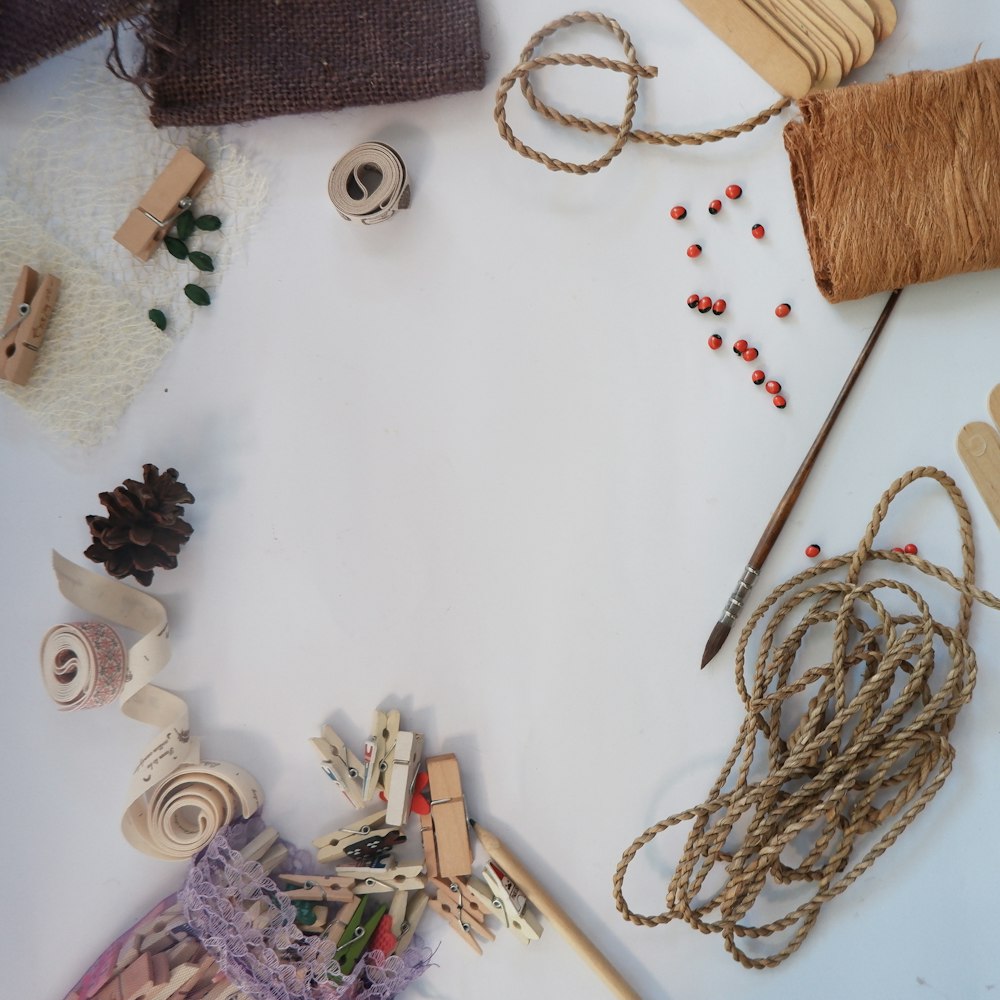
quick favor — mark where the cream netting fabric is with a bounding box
[2,42,268,447]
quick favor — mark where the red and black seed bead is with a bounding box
[904,543,919,555]
[712,298,727,315]
[751,369,766,385]
[725,184,743,200]
[775,302,791,318]
[698,296,713,313]
[670,205,687,220]
[708,199,722,215]
[741,346,759,362]
[765,380,781,394]
[772,394,787,409]
[687,293,700,309]
[733,338,748,355]
[687,244,702,258]
[751,223,765,239]
[805,544,821,558]
[708,333,723,350]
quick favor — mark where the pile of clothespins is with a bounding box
[304,708,542,961]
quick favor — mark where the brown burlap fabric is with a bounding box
[126,0,486,126]
[1,0,142,81]
[784,59,1000,303]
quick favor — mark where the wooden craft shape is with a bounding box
[114,148,211,261]
[1,265,60,385]
[426,753,473,877]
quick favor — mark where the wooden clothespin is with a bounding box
[1,265,60,385]
[324,896,362,948]
[425,753,473,878]
[279,873,356,905]
[390,890,429,956]
[114,148,211,261]
[480,861,543,943]
[336,862,425,894]
[427,877,496,955]
[311,725,365,808]
[362,708,399,802]
[313,809,399,864]
[332,898,387,977]
[384,730,425,826]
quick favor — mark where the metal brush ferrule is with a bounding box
[719,565,759,625]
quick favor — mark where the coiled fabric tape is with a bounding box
[328,141,410,224]
[42,551,262,860]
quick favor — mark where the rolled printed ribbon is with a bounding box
[45,551,262,860]
[40,621,127,710]
[328,141,410,224]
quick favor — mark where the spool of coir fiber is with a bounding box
[783,59,1000,303]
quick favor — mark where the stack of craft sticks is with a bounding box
[681,0,897,97]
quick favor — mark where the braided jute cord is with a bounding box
[495,11,792,175]
[613,467,1000,968]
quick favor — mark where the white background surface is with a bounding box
[2,2,999,998]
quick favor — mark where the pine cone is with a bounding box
[84,464,195,586]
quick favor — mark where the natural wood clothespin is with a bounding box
[1,265,60,385]
[426,753,473,877]
[114,148,211,261]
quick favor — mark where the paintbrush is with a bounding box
[700,287,903,668]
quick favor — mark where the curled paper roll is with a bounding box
[40,622,127,710]
[328,142,410,224]
[45,552,262,860]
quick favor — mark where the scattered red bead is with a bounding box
[708,333,723,350]
[751,223,765,239]
[725,184,743,200]
[687,293,700,309]
[733,338,749,355]
[775,302,791,318]
[670,205,687,220]
[765,380,781,394]
[708,199,722,215]
[904,543,919,555]
[742,347,759,362]
[698,295,713,313]
[751,369,766,385]
[687,244,702,258]
[712,298,727,315]
[772,394,787,409]
[805,543,821,558]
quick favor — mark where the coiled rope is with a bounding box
[494,11,791,175]
[612,466,1000,968]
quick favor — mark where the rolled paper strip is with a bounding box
[40,622,126,711]
[123,760,263,861]
[328,142,410,225]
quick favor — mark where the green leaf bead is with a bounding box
[174,210,195,241]
[164,236,188,259]
[148,308,167,330]
[184,284,211,306]
[194,214,222,231]
[188,251,215,272]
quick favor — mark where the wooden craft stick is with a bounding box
[469,820,642,1000]
[957,421,1000,531]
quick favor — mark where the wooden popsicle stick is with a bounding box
[865,0,896,39]
[838,0,875,31]
[956,421,1000,532]
[986,383,1000,430]
[812,0,875,65]
[679,0,815,97]
[768,0,844,84]
[743,0,821,82]
[786,0,854,73]
[804,0,861,66]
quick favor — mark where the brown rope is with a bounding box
[494,11,792,175]
[612,466,1000,968]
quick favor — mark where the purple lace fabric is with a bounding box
[179,819,434,1000]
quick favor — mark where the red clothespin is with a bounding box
[1,265,60,385]
[114,148,211,261]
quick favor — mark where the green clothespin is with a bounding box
[332,899,388,979]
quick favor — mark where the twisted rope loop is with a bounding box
[613,467,1000,968]
[494,11,792,175]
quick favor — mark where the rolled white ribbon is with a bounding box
[328,142,410,224]
[44,551,262,860]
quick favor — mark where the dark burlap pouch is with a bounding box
[121,0,487,126]
[1,1,142,81]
